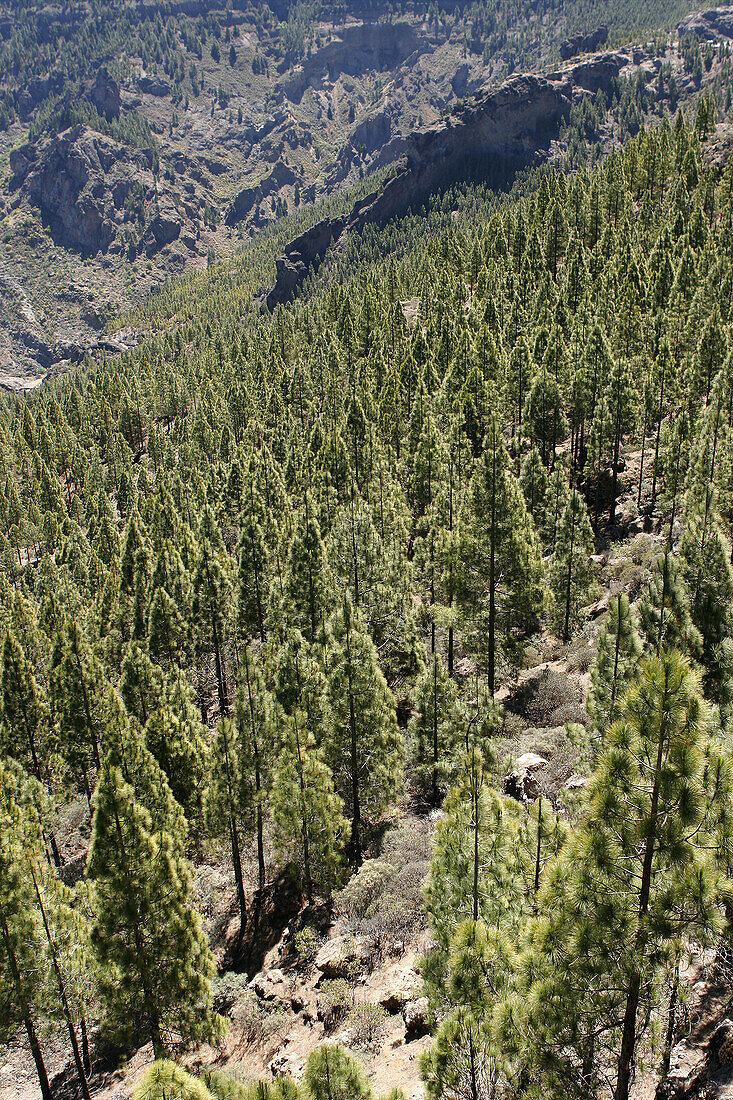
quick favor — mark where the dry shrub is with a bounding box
[348,1001,388,1049]
[232,990,288,1046]
[508,668,582,728]
[319,978,354,1032]
[550,702,590,728]
[335,818,431,956]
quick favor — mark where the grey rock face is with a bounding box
[227,161,299,225]
[678,8,733,40]
[560,25,608,61]
[266,55,628,309]
[9,125,153,254]
[86,66,121,119]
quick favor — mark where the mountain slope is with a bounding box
[0,0,720,383]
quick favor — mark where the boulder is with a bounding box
[137,74,171,96]
[504,753,548,803]
[564,774,587,792]
[249,968,291,1004]
[515,753,549,772]
[314,935,370,979]
[403,997,429,1041]
[710,1018,733,1066]
[377,964,419,1013]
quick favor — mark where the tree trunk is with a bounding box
[243,647,266,894]
[488,446,497,697]
[230,817,247,949]
[638,399,648,509]
[432,654,439,807]
[0,908,53,1100]
[661,944,681,1078]
[345,613,362,865]
[210,599,228,718]
[563,504,577,643]
[81,1017,91,1076]
[651,366,666,507]
[615,671,669,1100]
[611,595,622,713]
[294,716,313,902]
[30,864,92,1100]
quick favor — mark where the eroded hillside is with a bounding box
[0,0,716,383]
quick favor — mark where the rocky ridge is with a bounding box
[678,7,733,39]
[9,125,158,255]
[0,3,729,383]
[265,51,630,310]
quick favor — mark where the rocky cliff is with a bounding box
[265,52,629,310]
[678,7,733,39]
[9,125,157,254]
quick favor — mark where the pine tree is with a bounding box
[585,392,614,528]
[0,629,61,864]
[133,1060,215,1100]
[457,415,547,693]
[119,640,164,726]
[423,750,523,989]
[279,493,335,650]
[192,503,233,718]
[304,1045,372,1100]
[237,482,270,644]
[87,732,222,1055]
[588,593,642,735]
[524,369,567,467]
[236,645,275,894]
[638,550,702,657]
[680,491,733,703]
[26,866,95,1100]
[519,446,550,532]
[408,652,459,806]
[603,357,638,526]
[549,489,596,642]
[326,598,403,864]
[423,1002,497,1100]
[269,708,347,901]
[271,626,328,740]
[208,715,248,946]
[543,461,571,551]
[0,758,54,1100]
[49,621,110,801]
[520,651,730,1100]
[143,669,209,825]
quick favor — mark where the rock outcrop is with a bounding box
[227,161,299,225]
[9,125,155,254]
[314,934,371,979]
[678,8,733,40]
[266,53,628,310]
[403,997,430,1041]
[655,957,733,1099]
[560,25,608,60]
[85,66,121,119]
[137,73,171,97]
[277,21,429,104]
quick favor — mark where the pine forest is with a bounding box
[3,9,733,1100]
